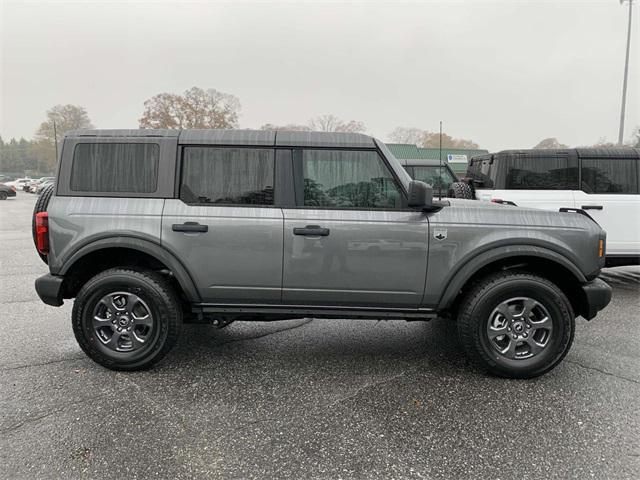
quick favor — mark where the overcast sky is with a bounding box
[1,0,638,150]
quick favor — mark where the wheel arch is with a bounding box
[439,246,588,317]
[58,237,200,303]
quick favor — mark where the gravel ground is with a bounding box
[1,191,639,479]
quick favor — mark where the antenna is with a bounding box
[53,120,59,166]
[438,120,443,200]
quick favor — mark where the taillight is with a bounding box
[598,238,605,258]
[10,186,16,192]
[35,212,49,255]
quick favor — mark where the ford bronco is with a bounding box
[33,129,611,378]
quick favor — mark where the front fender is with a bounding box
[433,244,587,310]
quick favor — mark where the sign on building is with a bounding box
[447,154,468,163]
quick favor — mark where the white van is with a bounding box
[466,148,640,266]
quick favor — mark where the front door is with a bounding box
[282,149,429,307]
[577,156,640,256]
[162,146,283,303]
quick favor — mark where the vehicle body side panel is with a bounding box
[422,200,602,307]
[282,208,429,307]
[47,196,165,272]
[161,201,284,303]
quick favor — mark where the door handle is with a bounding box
[293,225,330,236]
[172,222,208,233]
[581,205,603,210]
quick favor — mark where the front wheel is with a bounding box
[72,268,182,371]
[456,271,574,379]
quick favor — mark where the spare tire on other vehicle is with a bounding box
[32,183,55,264]
[448,181,474,199]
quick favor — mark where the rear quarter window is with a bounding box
[503,155,577,190]
[70,143,159,193]
[581,158,638,194]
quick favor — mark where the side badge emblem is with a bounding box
[434,228,447,241]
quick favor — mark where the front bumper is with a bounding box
[35,274,64,306]
[581,277,612,320]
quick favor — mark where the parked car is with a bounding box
[463,148,640,267]
[33,129,611,378]
[0,183,17,200]
[396,158,459,197]
[28,177,55,193]
[4,177,32,190]
[36,179,55,194]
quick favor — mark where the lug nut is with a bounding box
[523,333,528,338]
[507,327,511,331]
[527,324,531,329]
[512,334,518,339]
[111,319,116,324]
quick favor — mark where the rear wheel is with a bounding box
[0,191,7,200]
[72,268,182,371]
[456,271,574,378]
[32,183,55,264]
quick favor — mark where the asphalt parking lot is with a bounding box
[1,192,639,479]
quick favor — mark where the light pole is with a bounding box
[618,0,634,145]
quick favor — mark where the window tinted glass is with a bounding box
[581,158,638,194]
[181,147,274,205]
[71,143,159,193]
[300,150,402,208]
[504,155,576,190]
[412,166,457,191]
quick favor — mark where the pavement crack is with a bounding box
[323,370,407,409]
[1,396,101,434]
[0,356,87,371]
[565,359,640,386]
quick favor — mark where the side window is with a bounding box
[504,155,577,190]
[412,166,456,191]
[180,147,274,205]
[581,158,638,194]
[71,143,159,193]
[298,149,402,209]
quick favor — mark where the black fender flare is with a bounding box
[437,245,587,309]
[56,236,201,302]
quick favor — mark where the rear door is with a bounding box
[282,148,429,307]
[576,156,640,256]
[475,152,578,210]
[162,146,284,303]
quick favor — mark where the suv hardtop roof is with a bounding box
[65,129,376,149]
[470,147,640,164]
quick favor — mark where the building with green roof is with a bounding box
[385,143,488,177]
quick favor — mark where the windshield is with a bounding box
[410,166,457,191]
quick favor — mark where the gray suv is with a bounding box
[33,129,612,378]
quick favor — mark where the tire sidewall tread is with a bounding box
[72,267,182,371]
[457,271,575,379]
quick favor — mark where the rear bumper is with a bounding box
[35,274,64,306]
[580,278,612,320]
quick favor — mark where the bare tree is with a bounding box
[260,123,311,131]
[533,138,569,149]
[35,104,94,142]
[34,104,94,170]
[308,114,365,133]
[387,127,424,144]
[421,132,479,149]
[139,87,240,129]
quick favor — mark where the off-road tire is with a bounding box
[72,268,182,371]
[32,183,55,264]
[0,191,7,200]
[456,271,574,379]
[448,181,474,199]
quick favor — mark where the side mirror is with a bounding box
[407,180,433,208]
